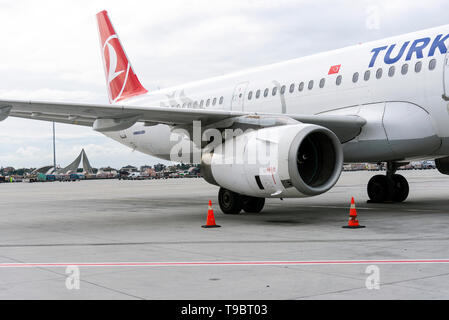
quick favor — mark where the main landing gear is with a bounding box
[367,162,409,203]
[218,187,265,214]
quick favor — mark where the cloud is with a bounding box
[0,0,448,168]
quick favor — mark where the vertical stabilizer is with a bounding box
[96,10,148,103]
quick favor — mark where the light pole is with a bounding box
[53,122,56,172]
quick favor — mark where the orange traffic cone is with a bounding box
[202,200,221,228]
[342,197,365,229]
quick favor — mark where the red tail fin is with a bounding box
[96,10,148,103]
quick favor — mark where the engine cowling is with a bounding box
[436,156,449,175]
[201,124,343,198]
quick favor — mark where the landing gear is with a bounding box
[241,196,265,213]
[367,162,409,203]
[218,188,265,214]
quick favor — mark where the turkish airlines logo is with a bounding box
[102,34,130,103]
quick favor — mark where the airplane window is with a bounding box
[352,72,359,83]
[199,101,204,108]
[336,75,342,86]
[248,91,253,100]
[206,99,210,107]
[401,64,409,75]
[219,96,224,104]
[388,66,395,77]
[364,70,371,81]
[429,59,437,71]
[182,103,187,108]
[264,88,269,97]
[212,98,217,105]
[272,87,278,96]
[319,78,325,88]
[289,83,295,93]
[256,90,261,98]
[376,68,383,79]
[299,82,304,92]
[308,80,314,90]
[188,102,192,108]
[193,101,198,108]
[415,61,422,73]
[280,85,286,94]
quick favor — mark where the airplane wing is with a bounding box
[0,99,365,142]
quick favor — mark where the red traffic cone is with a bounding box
[343,197,365,229]
[202,200,221,228]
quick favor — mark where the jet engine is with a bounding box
[436,156,449,175]
[201,124,343,198]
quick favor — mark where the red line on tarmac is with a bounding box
[1,259,449,268]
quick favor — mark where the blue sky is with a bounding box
[0,0,448,169]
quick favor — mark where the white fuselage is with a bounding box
[104,24,449,163]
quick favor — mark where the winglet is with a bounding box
[96,10,148,103]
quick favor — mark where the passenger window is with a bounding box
[376,68,383,79]
[219,96,224,104]
[364,70,371,81]
[193,101,198,108]
[401,64,409,75]
[336,75,342,86]
[212,98,217,105]
[248,91,253,100]
[264,88,269,97]
[182,103,187,108]
[308,80,314,90]
[352,72,359,83]
[388,66,395,77]
[429,59,437,70]
[280,85,286,94]
[415,61,422,73]
[256,90,261,99]
[299,82,304,92]
[272,87,277,96]
[199,100,204,108]
[319,78,325,88]
[289,83,295,93]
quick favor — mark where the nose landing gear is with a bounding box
[367,162,409,203]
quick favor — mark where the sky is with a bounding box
[0,0,448,169]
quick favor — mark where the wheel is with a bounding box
[367,175,392,203]
[218,188,242,215]
[241,196,265,213]
[391,174,409,202]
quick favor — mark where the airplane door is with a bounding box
[444,54,449,100]
[231,82,249,111]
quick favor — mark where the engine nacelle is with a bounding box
[202,124,343,198]
[436,156,449,175]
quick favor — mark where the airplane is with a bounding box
[2,10,449,215]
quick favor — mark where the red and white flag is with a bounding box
[328,64,341,75]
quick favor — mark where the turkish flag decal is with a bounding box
[328,65,341,75]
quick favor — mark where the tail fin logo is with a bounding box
[102,34,130,102]
[104,36,124,84]
[96,10,148,104]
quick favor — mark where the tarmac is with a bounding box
[0,170,449,299]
